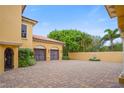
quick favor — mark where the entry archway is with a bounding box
[4,48,14,71]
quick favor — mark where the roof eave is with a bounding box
[22,16,38,25]
[33,37,65,45]
[105,5,117,18]
[22,5,26,14]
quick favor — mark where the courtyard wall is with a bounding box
[68,52,123,62]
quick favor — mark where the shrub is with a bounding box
[19,48,36,67]
[89,57,100,61]
[62,56,70,60]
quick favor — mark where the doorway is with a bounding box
[34,48,46,61]
[4,48,14,71]
[50,49,59,60]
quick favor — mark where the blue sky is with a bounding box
[23,5,121,44]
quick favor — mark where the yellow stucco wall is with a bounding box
[0,5,63,74]
[69,52,123,62]
[115,6,124,37]
[20,20,33,49]
[0,5,22,74]
[20,20,63,61]
[114,6,124,83]
[0,45,19,74]
[118,16,124,38]
[33,41,63,61]
[0,5,22,43]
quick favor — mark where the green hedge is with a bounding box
[62,56,70,60]
[19,48,36,67]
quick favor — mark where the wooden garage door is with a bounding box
[50,50,59,60]
[34,49,46,61]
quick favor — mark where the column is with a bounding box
[0,45,4,74]
[59,50,62,61]
[119,32,124,84]
[46,48,50,62]
[13,47,18,69]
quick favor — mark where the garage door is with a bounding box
[50,50,59,60]
[34,49,46,61]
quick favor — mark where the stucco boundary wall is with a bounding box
[68,52,123,63]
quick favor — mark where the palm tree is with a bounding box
[101,28,120,50]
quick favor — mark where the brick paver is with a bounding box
[0,60,124,88]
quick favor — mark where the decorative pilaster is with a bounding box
[13,47,18,69]
[46,48,50,62]
[0,46,4,74]
[59,50,62,62]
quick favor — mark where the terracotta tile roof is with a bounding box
[33,35,64,45]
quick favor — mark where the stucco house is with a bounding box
[105,5,124,84]
[0,5,64,74]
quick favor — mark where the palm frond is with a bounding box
[104,29,113,35]
[113,28,118,34]
[113,34,120,39]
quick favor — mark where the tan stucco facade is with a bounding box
[115,6,124,84]
[0,5,22,74]
[115,6,124,37]
[33,41,63,62]
[0,5,63,74]
[21,17,63,62]
[0,6,22,43]
[21,18,34,49]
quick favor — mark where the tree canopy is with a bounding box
[48,29,102,56]
[48,29,122,56]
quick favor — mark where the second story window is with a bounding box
[21,24,27,38]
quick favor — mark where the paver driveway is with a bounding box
[0,60,124,88]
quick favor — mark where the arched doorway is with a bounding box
[4,48,14,71]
